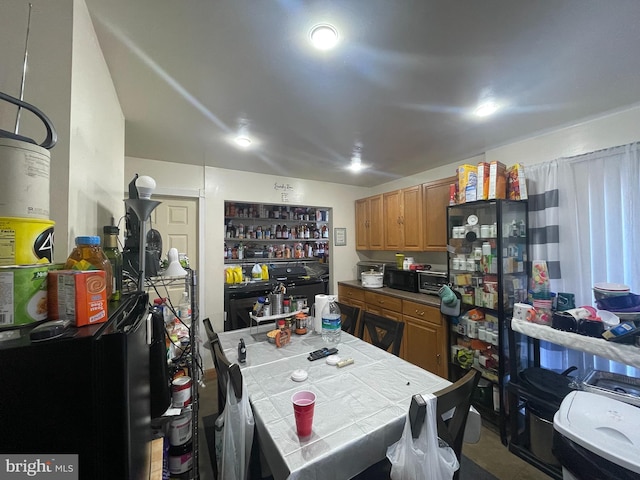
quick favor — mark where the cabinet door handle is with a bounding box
[437,353,441,365]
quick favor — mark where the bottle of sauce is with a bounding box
[103,225,123,301]
[65,235,113,299]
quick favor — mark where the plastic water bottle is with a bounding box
[321,299,341,344]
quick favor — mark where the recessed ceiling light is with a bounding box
[349,156,363,172]
[310,24,339,50]
[474,100,500,117]
[234,136,252,148]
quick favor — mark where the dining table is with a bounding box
[217,326,452,480]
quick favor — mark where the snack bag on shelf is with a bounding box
[507,163,528,200]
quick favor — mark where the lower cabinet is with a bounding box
[364,290,404,357]
[403,300,448,378]
[338,284,447,377]
[337,284,366,334]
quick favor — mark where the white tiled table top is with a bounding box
[217,328,450,480]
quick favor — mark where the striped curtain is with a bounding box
[524,161,561,292]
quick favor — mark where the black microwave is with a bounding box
[384,267,419,293]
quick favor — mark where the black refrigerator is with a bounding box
[0,292,153,480]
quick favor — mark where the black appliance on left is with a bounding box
[0,292,170,480]
[123,174,162,280]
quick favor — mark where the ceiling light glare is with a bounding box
[474,100,500,118]
[350,156,363,172]
[310,24,339,50]
[234,135,252,148]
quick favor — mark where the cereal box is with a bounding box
[507,163,528,200]
[476,162,490,200]
[48,270,108,327]
[457,164,478,203]
[488,161,507,199]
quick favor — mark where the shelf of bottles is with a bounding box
[446,199,528,443]
[224,201,330,262]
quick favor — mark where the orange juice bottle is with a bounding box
[65,236,113,299]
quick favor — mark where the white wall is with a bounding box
[1,0,124,261]
[68,0,124,253]
[374,103,640,195]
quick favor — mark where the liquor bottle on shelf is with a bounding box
[103,224,123,301]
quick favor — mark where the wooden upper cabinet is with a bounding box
[369,195,384,249]
[401,185,424,250]
[355,194,384,250]
[355,175,450,252]
[383,186,423,251]
[423,175,456,251]
[355,198,370,250]
[383,190,402,250]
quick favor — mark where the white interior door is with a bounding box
[148,195,199,309]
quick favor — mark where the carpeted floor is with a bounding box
[202,414,498,480]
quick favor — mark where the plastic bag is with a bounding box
[220,376,255,480]
[386,393,459,480]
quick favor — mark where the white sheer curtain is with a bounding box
[557,143,640,304]
[541,142,640,376]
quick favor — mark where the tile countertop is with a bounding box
[337,280,441,308]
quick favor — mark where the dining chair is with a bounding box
[335,301,361,336]
[212,334,243,409]
[357,311,405,356]
[352,368,482,480]
[432,368,482,480]
[203,317,218,345]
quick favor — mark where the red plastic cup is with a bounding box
[292,390,316,437]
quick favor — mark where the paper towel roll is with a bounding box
[313,294,337,334]
[314,294,328,334]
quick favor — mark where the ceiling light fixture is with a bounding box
[349,142,364,172]
[474,100,500,118]
[310,24,339,50]
[349,156,363,172]
[234,135,252,148]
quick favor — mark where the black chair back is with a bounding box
[203,317,218,345]
[212,339,243,402]
[358,311,405,356]
[354,368,482,480]
[434,368,482,480]
[335,301,361,335]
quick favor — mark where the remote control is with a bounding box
[307,347,338,361]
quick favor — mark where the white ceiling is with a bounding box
[85,0,640,187]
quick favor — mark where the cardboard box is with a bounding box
[507,163,528,200]
[488,161,507,199]
[476,162,490,200]
[48,270,108,326]
[457,164,478,203]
